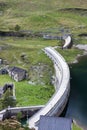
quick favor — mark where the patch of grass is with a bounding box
[73,123,82,130]
[0,75,54,106]
[0,37,56,106]
[0,37,57,67]
[56,48,83,63]
[0,0,87,32]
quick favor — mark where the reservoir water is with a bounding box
[66,55,87,130]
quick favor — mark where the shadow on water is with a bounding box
[65,55,87,129]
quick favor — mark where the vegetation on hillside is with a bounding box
[73,123,82,130]
[0,118,30,130]
[0,1,86,129]
[0,0,86,108]
[1,89,16,109]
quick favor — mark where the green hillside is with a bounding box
[0,0,87,32]
[0,0,87,129]
[0,0,86,105]
[0,1,87,129]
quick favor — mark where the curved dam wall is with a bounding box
[28,47,70,129]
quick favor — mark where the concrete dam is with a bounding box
[0,36,71,129]
[28,46,70,129]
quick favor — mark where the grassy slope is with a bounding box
[0,0,87,31]
[0,0,86,103]
[0,0,87,48]
[0,75,54,106]
[0,37,56,106]
[0,0,86,129]
[73,123,82,130]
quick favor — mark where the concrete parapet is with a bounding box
[28,47,70,130]
[0,105,44,120]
